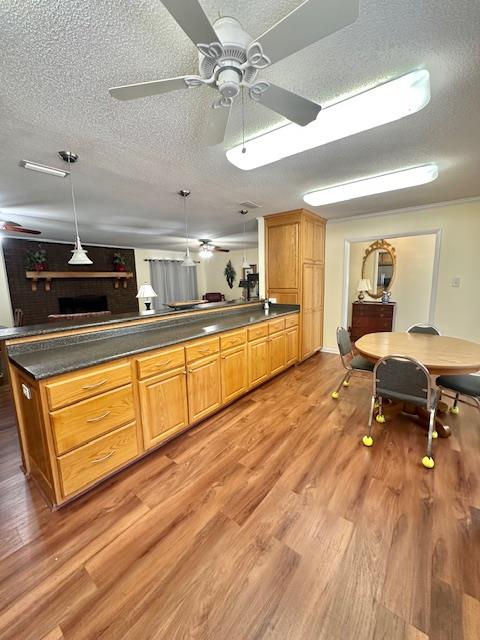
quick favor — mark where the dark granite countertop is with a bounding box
[0,300,258,341]
[8,304,300,380]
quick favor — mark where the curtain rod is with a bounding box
[144,258,183,262]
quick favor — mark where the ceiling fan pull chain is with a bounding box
[241,86,246,154]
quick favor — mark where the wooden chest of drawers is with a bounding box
[350,302,396,342]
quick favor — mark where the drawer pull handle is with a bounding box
[155,359,173,368]
[82,379,108,390]
[91,451,114,464]
[86,411,111,423]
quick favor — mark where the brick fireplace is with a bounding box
[2,238,138,325]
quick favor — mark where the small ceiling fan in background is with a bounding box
[109,0,359,144]
[198,238,229,258]
[0,220,41,235]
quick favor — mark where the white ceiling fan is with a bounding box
[109,0,359,145]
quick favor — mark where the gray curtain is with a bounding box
[149,260,198,309]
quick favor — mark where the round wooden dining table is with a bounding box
[355,332,480,437]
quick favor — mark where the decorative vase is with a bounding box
[381,290,391,304]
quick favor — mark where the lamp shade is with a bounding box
[181,247,196,267]
[136,283,157,299]
[68,237,92,265]
[241,256,250,269]
[357,278,371,292]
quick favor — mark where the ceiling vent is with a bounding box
[239,200,261,209]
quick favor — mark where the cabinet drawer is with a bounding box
[51,385,135,455]
[268,318,285,335]
[136,345,185,379]
[185,337,220,363]
[46,360,132,411]
[247,323,269,341]
[285,314,299,329]
[58,422,138,497]
[220,328,246,351]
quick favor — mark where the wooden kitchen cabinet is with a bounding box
[269,331,286,376]
[139,366,189,449]
[248,336,270,388]
[187,354,221,423]
[221,344,248,404]
[285,326,299,366]
[265,209,325,361]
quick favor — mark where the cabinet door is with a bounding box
[187,355,221,423]
[302,310,314,358]
[248,337,270,388]
[303,218,315,262]
[302,263,314,311]
[285,327,299,366]
[267,222,299,289]
[221,344,248,404]
[269,332,286,376]
[139,367,189,448]
[313,222,325,263]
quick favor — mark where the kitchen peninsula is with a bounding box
[1,301,300,508]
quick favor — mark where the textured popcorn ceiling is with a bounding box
[0,0,479,250]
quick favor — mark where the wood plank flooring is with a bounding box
[0,353,479,639]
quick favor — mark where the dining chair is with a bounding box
[362,355,439,469]
[436,374,480,414]
[407,323,441,335]
[331,326,374,399]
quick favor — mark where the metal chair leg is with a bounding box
[362,395,376,447]
[422,408,436,469]
[375,396,386,423]
[343,371,352,387]
[450,392,460,415]
[331,371,351,399]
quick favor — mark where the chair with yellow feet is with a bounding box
[362,355,439,469]
[436,374,480,416]
[331,327,374,400]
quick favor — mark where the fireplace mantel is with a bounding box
[26,271,134,292]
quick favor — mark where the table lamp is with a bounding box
[357,278,371,302]
[136,282,157,312]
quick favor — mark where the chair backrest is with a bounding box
[407,323,441,336]
[336,326,353,357]
[374,355,433,408]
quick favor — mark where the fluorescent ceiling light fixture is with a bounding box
[19,159,69,177]
[227,69,430,170]
[303,164,438,206]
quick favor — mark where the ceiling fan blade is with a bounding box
[161,0,218,48]
[3,223,41,234]
[255,83,321,126]
[214,248,229,252]
[4,220,20,226]
[255,0,359,66]
[109,76,190,101]
[205,104,231,146]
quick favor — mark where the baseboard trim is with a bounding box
[321,347,339,354]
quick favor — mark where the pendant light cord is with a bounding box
[69,159,80,239]
[241,86,246,154]
[184,194,188,251]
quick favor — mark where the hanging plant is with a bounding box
[113,251,128,272]
[25,245,48,272]
[224,259,236,289]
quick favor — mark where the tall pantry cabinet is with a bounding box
[264,209,325,360]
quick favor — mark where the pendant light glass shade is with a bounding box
[69,236,93,265]
[242,256,250,269]
[182,247,195,267]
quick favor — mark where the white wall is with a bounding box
[134,248,184,311]
[347,234,437,331]
[196,247,259,301]
[324,199,480,350]
[0,243,14,327]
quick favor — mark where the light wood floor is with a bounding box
[0,353,479,640]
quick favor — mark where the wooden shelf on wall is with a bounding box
[26,271,134,292]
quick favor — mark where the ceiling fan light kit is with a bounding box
[303,163,439,206]
[227,69,431,170]
[109,0,360,145]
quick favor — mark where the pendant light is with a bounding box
[180,189,195,267]
[240,209,250,269]
[59,151,92,265]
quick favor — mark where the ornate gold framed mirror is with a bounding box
[361,239,396,299]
